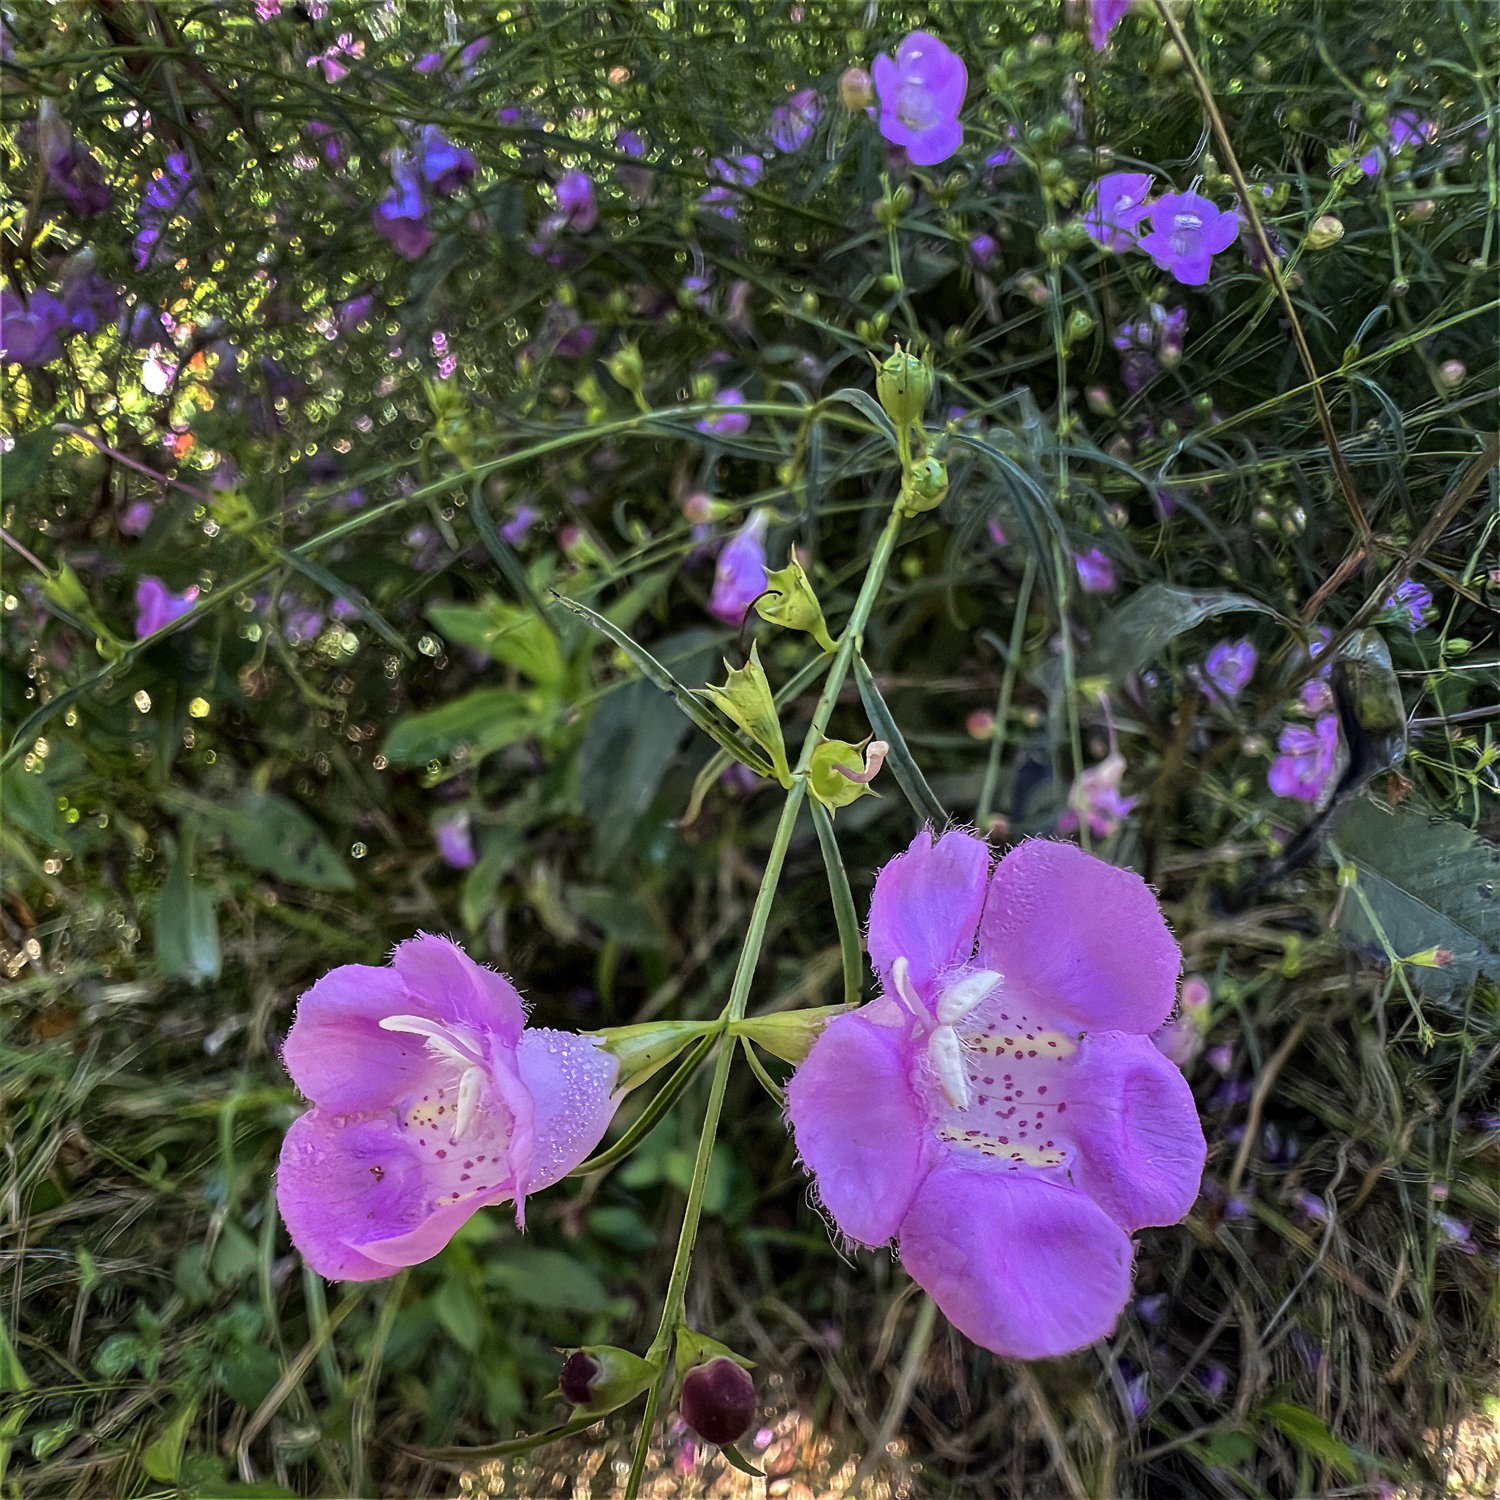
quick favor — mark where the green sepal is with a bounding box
[589,1019,723,1094]
[755,556,838,654]
[673,1328,755,1387]
[731,1004,855,1065]
[557,1345,661,1415]
[873,342,933,429]
[808,735,887,812]
[695,644,792,786]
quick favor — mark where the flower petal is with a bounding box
[1204,210,1241,253]
[897,1164,1134,1358]
[867,828,990,999]
[390,933,526,1039]
[511,1029,620,1205]
[904,116,963,167]
[978,839,1180,1034]
[277,1110,434,1281]
[1062,1032,1205,1231]
[282,963,425,1112]
[786,1011,924,1246]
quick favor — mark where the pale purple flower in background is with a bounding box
[1088,0,1133,50]
[415,125,476,196]
[134,151,194,269]
[0,289,69,365]
[969,232,998,268]
[119,500,155,537]
[1359,109,1436,177]
[500,504,539,546]
[1083,172,1154,252]
[700,154,762,216]
[435,812,476,870]
[1060,750,1137,839]
[872,31,967,166]
[697,388,750,438]
[787,830,1203,1358]
[1385,577,1433,632]
[372,151,431,260]
[1268,714,1340,802]
[1434,1213,1473,1251]
[277,934,620,1280]
[769,88,821,152]
[37,100,110,217]
[1112,302,1186,393]
[255,0,281,16]
[1204,639,1257,701]
[308,32,363,83]
[1299,677,1333,713]
[615,131,650,197]
[708,510,769,625]
[553,170,597,232]
[1137,191,1240,286]
[1153,1017,1201,1070]
[134,576,199,637]
[1074,547,1116,593]
[987,520,1008,548]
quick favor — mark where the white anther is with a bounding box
[379,1014,481,1067]
[453,1064,484,1140]
[936,969,1002,1026]
[890,956,923,1019]
[927,1024,970,1111]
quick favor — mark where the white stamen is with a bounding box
[936,969,1002,1026]
[890,956,923,1019]
[378,1014,481,1067]
[453,1064,484,1140]
[927,1024,970,1110]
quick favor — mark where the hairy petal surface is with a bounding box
[897,1165,1134,1358]
[390,933,526,1040]
[786,1012,924,1246]
[512,1029,620,1203]
[978,840,1179,1035]
[282,964,420,1112]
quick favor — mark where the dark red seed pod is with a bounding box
[679,1357,755,1446]
[559,1350,600,1406]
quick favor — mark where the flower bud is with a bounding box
[1305,214,1344,251]
[696,644,792,786]
[1438,359,1466,388]
[606,342,644,393]
[557,1346,659,1414]
[733,1004,851,1065]
[901,456,948,516]
[874,343,932,429]
[754,555,837,653]
[809,735,887,812]
[680,1358,756,1447]
[966,710,995,740]
[839,66,874,110]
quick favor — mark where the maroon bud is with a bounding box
[559,1350,600,1406]
[680,1356,755,1446]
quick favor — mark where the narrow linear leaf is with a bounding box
[854,654,947,828]
[276,547,411,657]
[466,484,560,635]
[826,387,898,448]
[553,593,774,777]
[810,799,864,1007]
[1262,1402,1359,1481]
[156,824,221,984]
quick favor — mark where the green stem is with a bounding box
[622,501,907,1498]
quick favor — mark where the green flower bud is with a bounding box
[808,735,888,812]
[696,644,792,786]
[901,456,949,516]
[754,556,837,653]
[606,342,645,392]
[1305,214,1344,251]
[874,343,933,429]
[731,1004,853,1065]
[591,1018,721,1092]
[558,1346,660,1414]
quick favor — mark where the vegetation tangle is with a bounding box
[2,3,1497,1498]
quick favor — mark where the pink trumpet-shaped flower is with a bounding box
[277,934,619,1280]
[871,31,968,166]
[787,829,1203,1359]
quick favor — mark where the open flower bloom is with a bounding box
[1267,714,1340,803]
[134,576,199,637]
[1137,191,1239,286]
[787,830,1204,1359]
[708,509,769,624]
[277,934,619,1280]
[872,31,967,166]
[1084,172,1154,252]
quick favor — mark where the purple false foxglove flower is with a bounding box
[1088,0,1134,49]
[38,101,111,217]
[1137,191,1240,286]
[1083,172,1154,252]
[615,131,650,197]
[700,154,762,217]
[769,88,820,153]
[500,504,539,546]
[1267,714,1340,802]
[708,510,769,625]
[697,388,750,438]
[554,170,597,231]
[415,125,476,196]
[0,288,69,365]
[435,812,476,870]
[119,500,155,537]
[787,830,1203,1358]
[1204,639,1257,701]
[1074,546,1116,593]
[872,31,967,166]
[134,576,199,637]
[372,151,431,260]
[276,934,620,1280]
[1060,750,1138,839]
[1359,109,1436,177]
[1384,577,1433,632]
[134,152,194,269]
[969,232,998,268]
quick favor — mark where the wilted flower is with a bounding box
[1384,577,1433,632]
[769,88,820,153]
[1074,547,1116,594]
[1267,714,1340,802]
[1087,0,1133,50]
[1204,639,1257,701]
[372,151,431,260]
[1137,191,1240,286]
[680,1358,756,1446]
[277,934,620,1280]
[1083,172,1154,252]
[134,576,199,637]
[871,31,968,166]
[37,100,110,217]
[614,131,651,197]
[708,510,769,625]
[787,830,1203,1358]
